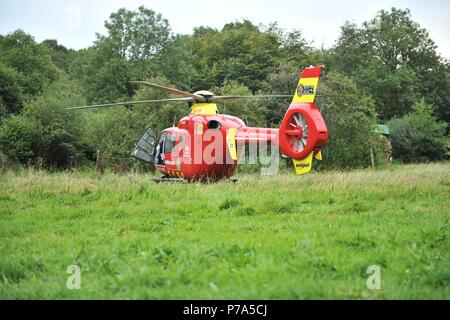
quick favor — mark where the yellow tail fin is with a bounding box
[293,152,314,175]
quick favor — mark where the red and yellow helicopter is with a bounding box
[69,65,328,181]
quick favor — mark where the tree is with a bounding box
[316,72,380,169]
[327,22,368,76]
[41,39,75,72]
[83,75,186,170]
[23,74,90,167]
[188,20,281,92]
[0,62,23,115]
[422,60,450,125]
[100,6,171,61]
[0,74,91,168]
[212,80,266,127]
[0,30,59,103]
[187,26,222,90]
[70,6,172,104]
[154,35,196,91]
[330,8,445,121]
[0,115,42,165]
[357,62,418,120]
[388,99,448,162]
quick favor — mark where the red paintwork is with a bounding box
[160,114,245,181]
[155,102,327,181]
[300,66,323,78]
[153,65,328,181]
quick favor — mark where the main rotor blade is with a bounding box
[212,95,291,101]
[67,97,194,110]
[130,81,205,102]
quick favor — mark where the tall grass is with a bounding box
[0,163,449,299]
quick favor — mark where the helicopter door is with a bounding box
[131,127,157,163]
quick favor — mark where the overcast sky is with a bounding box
[1,0,449,58]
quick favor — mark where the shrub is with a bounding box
[0,115,42,165]
[388,99,448,163]
[0,74,92,168]
[316,72,379,169]
[0,62,23,115]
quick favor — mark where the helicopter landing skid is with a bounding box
[151,176,238,184]
[152,176,186,184]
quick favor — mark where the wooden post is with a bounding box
[38,157,44,171]
[96,150,104,173]
[370,147,375,168]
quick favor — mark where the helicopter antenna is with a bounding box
[172,115,177,127]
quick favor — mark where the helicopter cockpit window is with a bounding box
[164,134,176,153]
[178,135,185,150]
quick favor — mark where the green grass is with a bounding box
[0,163,449,299]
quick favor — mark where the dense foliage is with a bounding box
[329,8,449,122]
[0,75,90,168]
[388,99,448,163]
[0,6,448,170]
[0,30,59,113]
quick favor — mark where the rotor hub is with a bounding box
[291,124,303,138]
[194,90,214,97]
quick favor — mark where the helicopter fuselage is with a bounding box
[151,109,279,181]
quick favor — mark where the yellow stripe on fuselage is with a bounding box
[226,128,238,161]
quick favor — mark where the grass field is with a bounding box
[0,163,449,299]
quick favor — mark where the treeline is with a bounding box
[0,7,448,172]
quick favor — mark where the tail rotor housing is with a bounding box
[279,103,328,160]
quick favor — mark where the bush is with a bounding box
[0,115,42,165]
[316,72,379,169]
[0,74,92,168]
[0,62,24,115]
[81,75,183,172]
[388,99,448,163]
[22,74,91,168]
[213,80,266,127]
[0,30,59,103]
